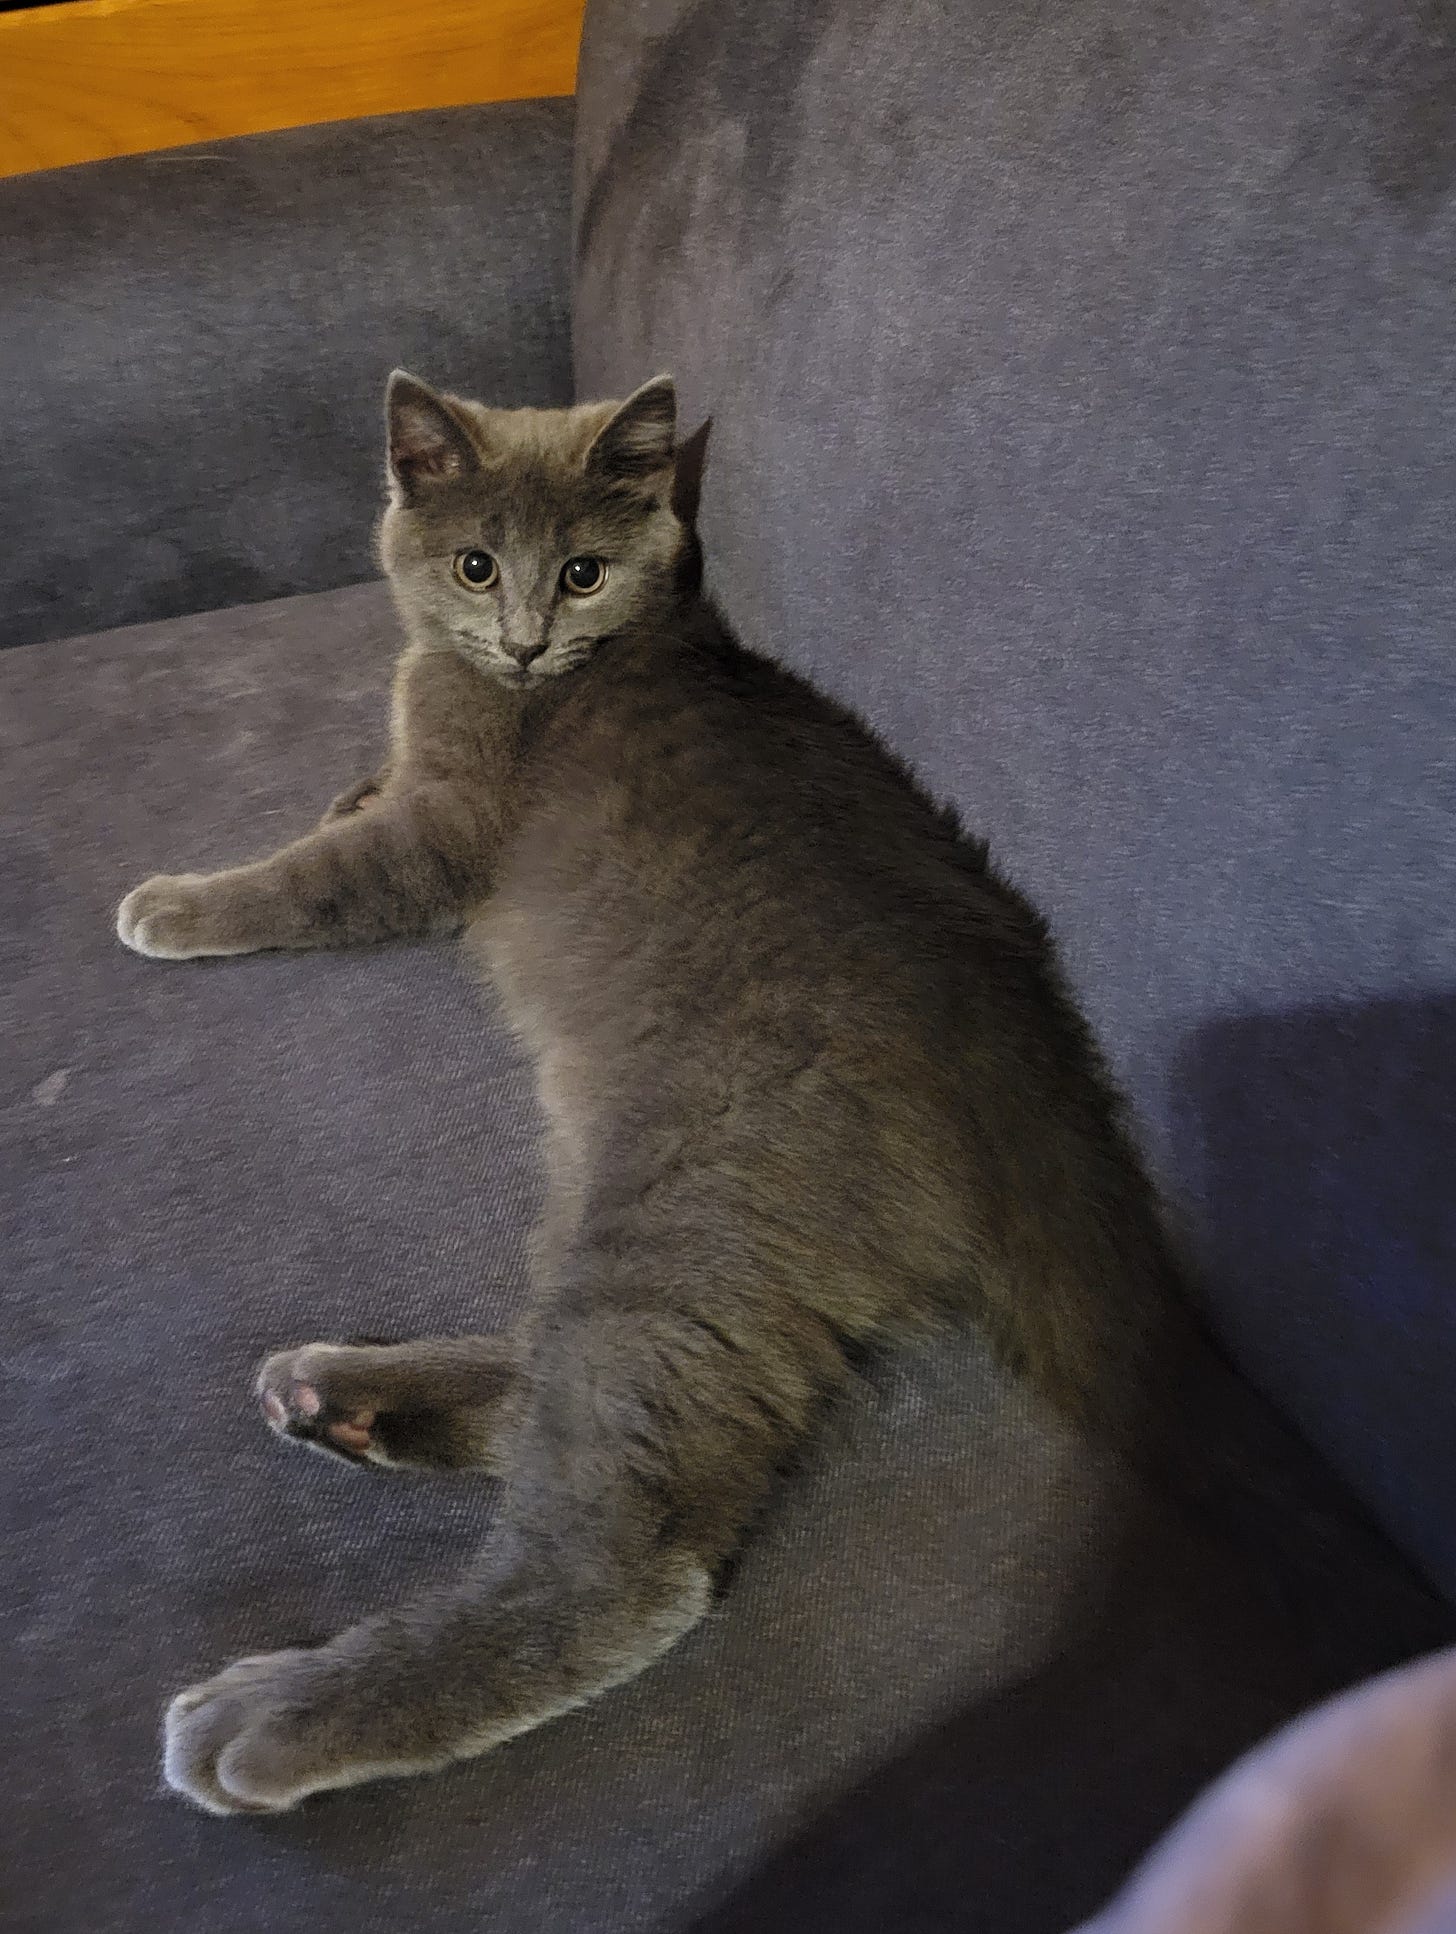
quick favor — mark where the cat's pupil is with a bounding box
[562,556,606,595]
[457,550,496,585]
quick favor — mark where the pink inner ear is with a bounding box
[398,441,463,484]
[390,393,472,486]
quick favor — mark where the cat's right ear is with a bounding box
[386,371,479,500]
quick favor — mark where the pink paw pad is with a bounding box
[258,1365,375,1460]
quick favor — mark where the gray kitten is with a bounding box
[118,374,1446,1815]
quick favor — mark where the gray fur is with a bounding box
[117,376,1445,1815]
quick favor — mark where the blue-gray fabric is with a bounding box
[0,102,574,652]
[5,1,1455,1928]
[573,0,1456,1595]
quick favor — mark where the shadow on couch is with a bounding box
[1173,989,1456,1595]
[685,1510,1322,1934]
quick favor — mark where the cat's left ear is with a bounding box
[584,376,677,484]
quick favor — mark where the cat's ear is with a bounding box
[386,370,479,499]
[584,376,677,484]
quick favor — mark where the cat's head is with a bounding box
[377,372,694,685]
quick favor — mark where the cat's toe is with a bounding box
[256,1346,378,1464]
[321,776,384,822]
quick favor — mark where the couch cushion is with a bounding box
[0,101,573,653]
[573,0,1456,1595]
[3,583,1350,1932]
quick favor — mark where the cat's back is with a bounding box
[470,617,1146,1336]
[474,616,1053,1053]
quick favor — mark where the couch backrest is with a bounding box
[0,102,573,652]
[573,0,1456,1593]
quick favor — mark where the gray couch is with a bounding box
[5,2,1455,1929]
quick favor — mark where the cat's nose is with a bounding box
[507,640,548,667]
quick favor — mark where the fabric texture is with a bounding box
[3,583,1345,1934]
[0,102,574,653]
[572,0,1456,1595]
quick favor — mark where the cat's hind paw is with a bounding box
[256,1345,379,1465]
[163,1647,352,1815]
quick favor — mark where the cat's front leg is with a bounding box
[116,789,486,960]
[320,771,389,823]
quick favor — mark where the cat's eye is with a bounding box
[452,549,499,590]
[561,556,608,597]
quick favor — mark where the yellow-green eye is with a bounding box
[452,549,498,590]
[561,556,608,597]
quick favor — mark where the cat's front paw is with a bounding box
[116,874,231,959]
[163,1647,342,1815]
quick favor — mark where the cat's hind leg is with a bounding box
[256,1335,522,1472]
[162,1533,713,1815]
[163,1299,804,1813]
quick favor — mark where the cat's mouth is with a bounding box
[447,632,538,684]
[494,649,596,685]
[448,627,596,685]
